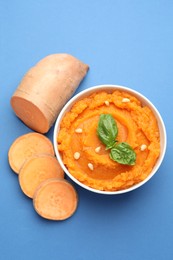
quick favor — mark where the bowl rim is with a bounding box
[53,84,167,195]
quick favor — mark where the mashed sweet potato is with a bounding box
[57,90,160,191]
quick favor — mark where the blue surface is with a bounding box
[1,1,173,259]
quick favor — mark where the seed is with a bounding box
[122,98,130,103]
[104,100,110,106]
[95,146,101,153]
[140,144,147,151]
[74,152,80,160]
[88,163,94,171]
[75,128,83,133]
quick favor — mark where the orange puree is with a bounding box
[57,90,160,191]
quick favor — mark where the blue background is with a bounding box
[1,1,173,259]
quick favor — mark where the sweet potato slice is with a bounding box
[19,154,64,198]
[8,133,54,174]
[11,53,89,133]
[33,178,78,221]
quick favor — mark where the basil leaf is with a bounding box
[110,142,136,165]
[97,114,118,149]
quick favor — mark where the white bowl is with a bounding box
[53,85,167,195]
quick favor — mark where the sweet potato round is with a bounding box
[33,178,78,220]
[19,154,64,198]
[8,132,54,174]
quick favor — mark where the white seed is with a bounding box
[74,152,80,160]
[75,128,83,133]
[122,98,130,103]
[140,144,147,151]
[88,163,94,171]
[95,146,101,153]
[104,100,110,106]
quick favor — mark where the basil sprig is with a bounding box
[97,114,136,165]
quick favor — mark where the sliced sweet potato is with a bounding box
[19,154,64,198]
[8,132,54,174]
[33,178,78,221]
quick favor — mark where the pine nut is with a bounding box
[140,144,147,151]
[88,163,94,171]
[75,128,83,133]
[74,152,80,160]
[95,146,101,153]
[104,100,110,106]
[122,98,130,103]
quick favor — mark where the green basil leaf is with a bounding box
[110,142,136,165]
[97,114,118,149]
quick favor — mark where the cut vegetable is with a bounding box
[8,132,54,174]
[33,178,78,221]
[11,53,89,133]
[19,154,64,198]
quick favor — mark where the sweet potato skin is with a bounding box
[11,53,89,133]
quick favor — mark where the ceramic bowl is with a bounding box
[53,85,167,195]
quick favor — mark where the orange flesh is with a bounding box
[11,96,49,133]
[58,90,160,191]
[33,179,78,220]
[19,155,64,198]
[8,133,54,174]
